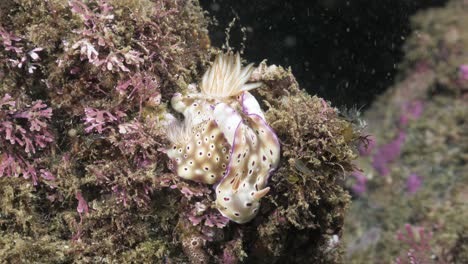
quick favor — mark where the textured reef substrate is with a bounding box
[344,0,468,263]
[0,1,361,263]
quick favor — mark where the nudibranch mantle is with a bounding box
[166,53,280,224]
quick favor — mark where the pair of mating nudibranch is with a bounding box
[166,53,280,224]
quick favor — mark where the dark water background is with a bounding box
[201,0,447,108]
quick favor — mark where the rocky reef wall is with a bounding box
[344,0,468,263]
[0,1,360,263]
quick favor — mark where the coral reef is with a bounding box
[344,0,468,263]
[0,0,360,263]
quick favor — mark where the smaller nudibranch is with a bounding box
[167,117,231,184]
[166,53,280,223]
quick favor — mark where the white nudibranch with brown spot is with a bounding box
[166,53,280,224]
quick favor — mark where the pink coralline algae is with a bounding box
[170,183,210,201]
[406,173,423,194]
[116,73,161,111]
[399,101,424,126]
[65,0,176,81]
[76,191,89,215]
[0,27,43,73]
[371,100,424,176]
[73,191,89,241]
[0,94,54,185]
[372,130,406,176]
[170,181,230,228]
[222,240,241,264]
[188,202,230,228]
[460,64,468,81]
[370,99,424,176]
[83,107,126,134]
[395,224,438,264]
[350,170,367,195]
[68,0,143,72]
[113,121,158,168]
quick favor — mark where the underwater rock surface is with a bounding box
[344,0,468,263]
[0,1,360,263]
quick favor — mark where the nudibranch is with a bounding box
[166,53,280,223]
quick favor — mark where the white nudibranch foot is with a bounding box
[166,53,280,224]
